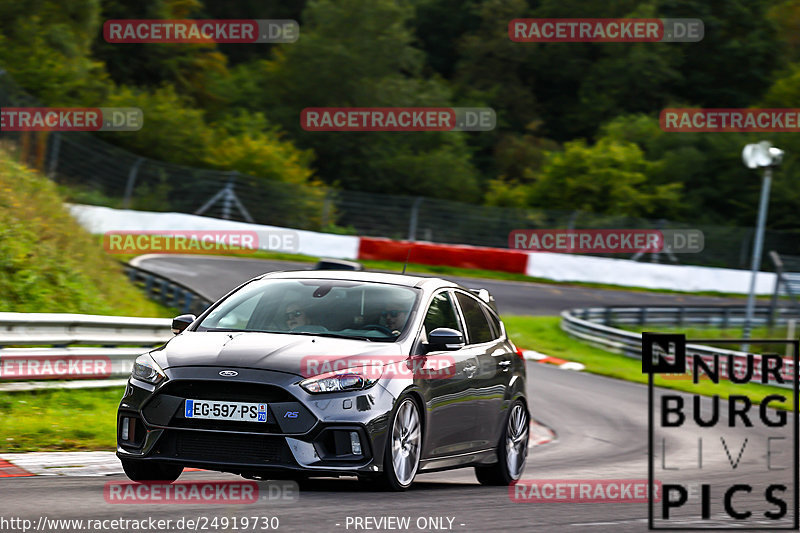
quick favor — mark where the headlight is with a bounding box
[132,353,166,384]
[300,367,380,394]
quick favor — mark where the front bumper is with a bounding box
[116,366,397,476]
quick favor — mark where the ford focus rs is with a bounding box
[117,270,529,490]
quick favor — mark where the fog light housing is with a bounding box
[121,417,130,441]
[350,431,362,455]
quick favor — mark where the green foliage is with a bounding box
[0,150,166,316]
[0,0,109,105]
[0,0,797,229]
[530,137,683,217]
[227,0,481,200]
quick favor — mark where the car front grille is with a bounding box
[156,430,295,465]
[158,380,293,403]
[144,380,295,434]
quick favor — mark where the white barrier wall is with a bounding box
[69,204,361,260]
[70,204,778,294]
[526,253,776,295]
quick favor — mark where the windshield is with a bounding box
[196,278,418,341]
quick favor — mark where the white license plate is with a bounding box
[184,399,267,423]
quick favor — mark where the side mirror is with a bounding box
[426,328,464,352]
[171,314,196,335]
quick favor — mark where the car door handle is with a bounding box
[498,360,512,367]
[463,364,477,377]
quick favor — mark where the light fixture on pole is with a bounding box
[741,141,783,352]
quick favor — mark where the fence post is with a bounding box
[47,133,61,179]
[123,158,144,208]
[221,174,236,220]
[321,189,332,228]
[408,197,423,241]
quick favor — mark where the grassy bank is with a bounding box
[0,149,167,316]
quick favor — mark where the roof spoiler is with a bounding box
[469,288,498,313]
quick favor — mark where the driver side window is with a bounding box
[423,291,462,338]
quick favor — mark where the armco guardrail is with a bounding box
[570,305,800,328]
[123,263,212,315]
[561,306,798,388]
[0,313,172,385]
[0,312,171,348]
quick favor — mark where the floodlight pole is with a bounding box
[741,167,772,352]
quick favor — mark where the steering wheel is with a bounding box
[362,324,395,336]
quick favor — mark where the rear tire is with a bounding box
[376,396,422,491]
[121,459,183,483]
[475,400,529,486]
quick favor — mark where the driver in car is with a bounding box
[380,300,411,335]
[285,302,310,330]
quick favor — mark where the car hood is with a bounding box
[151,331,405,376]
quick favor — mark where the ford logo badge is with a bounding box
[219,370,238,377]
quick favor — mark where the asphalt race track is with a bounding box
[2,365,792,532]
[130,255,750,315]
[0,256,790,532]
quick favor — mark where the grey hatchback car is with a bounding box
[117,270,529,491]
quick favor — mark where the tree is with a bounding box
[529,137,683,218]
[224,0,481,200]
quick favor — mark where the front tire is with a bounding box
[475,400,529,486]
[377,396,422,491]
[121,459,183,483]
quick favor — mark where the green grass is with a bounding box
[504,316,795,410]
[0,149,171,317]
[618,324,797,356]
[0,387,123,452]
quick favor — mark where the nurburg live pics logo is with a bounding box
[643,333,799,529]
